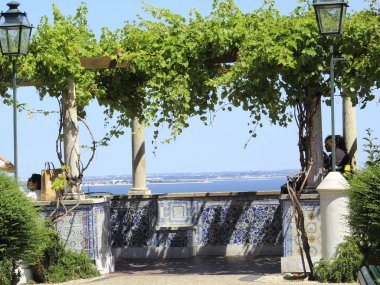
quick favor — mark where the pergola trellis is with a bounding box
[13,52,356,197]
[14,55,157,196]
[78,55,236,195]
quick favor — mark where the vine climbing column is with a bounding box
[129,117,150,195]
[62,78,82,198]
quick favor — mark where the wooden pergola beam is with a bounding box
[2,53,237,87]
[80,56,130,69]
[17,81,35,87]
[79,53,237,70]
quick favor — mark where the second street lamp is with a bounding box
[0,1,33,182]
[313,0,348,172]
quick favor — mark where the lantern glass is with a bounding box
[0,2,32,56]
[313,0,348,36]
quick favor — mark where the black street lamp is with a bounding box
[0,1,32,181]
[313,0,348,172]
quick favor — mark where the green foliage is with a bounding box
[0,258,14,285]
[23,2,101,114]
[94,0,351,144]
[348,162,380,262]
[0,55,12,100]
[51,165,69,192]
[340,9,380,106]
[0,171,98,284]
[363,128,380,166]
[0,174,48,264]
[0,258,24,285]
[314,237,364,283]
[2,0,380,150]
[96,2,225,141]
[31,231,99,283]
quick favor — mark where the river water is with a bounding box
[84,177,286,195]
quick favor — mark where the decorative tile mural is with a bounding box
[111,196,282,249]
[39,202,112,260]
[199,203,281,246]
[56,206,94,256]
[111,199,158,247]
[158,200,196,226]
[282,199,321,257]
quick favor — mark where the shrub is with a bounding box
[363,128,380,166]
[0,258,11,285]
[0,173,99,284]
[31,231,100,283]
[0,173,48,262]
[348,162,380,262]
[0,173,49,284]
[314,237,364,283]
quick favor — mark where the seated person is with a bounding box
[324,135,350,173]
[27,173,42,200]
[0,156,15,173]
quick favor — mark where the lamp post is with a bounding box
[313,0,348,172]
[0,1,32,182]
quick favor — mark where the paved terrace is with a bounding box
[52,256,355,285]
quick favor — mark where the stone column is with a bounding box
[62,79,82,198]
[343,96,357,170]
[316,172,350,259]
[129,117,150,195]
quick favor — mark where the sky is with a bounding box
[0,0,379,179]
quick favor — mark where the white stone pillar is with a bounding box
[16,262,33,285]
[343,96,357,170]
[316,172,350,259]
[129,118,150,195]
[63,79,82,198]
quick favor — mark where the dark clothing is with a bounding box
[336,148,350,167]
[325,147,350,172]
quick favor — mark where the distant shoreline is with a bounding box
[83,175,287,187]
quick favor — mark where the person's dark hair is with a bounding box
[325,135,347,152]
[28,173,41,190]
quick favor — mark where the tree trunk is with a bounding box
[62,78,81,197]
[305,97,324,189]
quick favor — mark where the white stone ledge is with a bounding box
[281,255,322,273]
[33,197,111,206]
[279,194,320,201]
[113,190,281,199]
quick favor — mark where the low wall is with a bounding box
[32,191,323,275]
[110,191,282,258]
[280,193,321,273]
[35,198,114,274]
